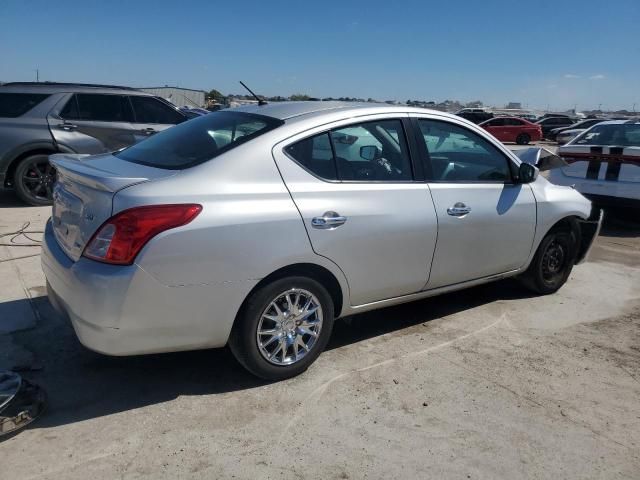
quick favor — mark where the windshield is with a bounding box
[572,123,640,146]
[115,111,283,169]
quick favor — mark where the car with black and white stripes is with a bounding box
[549,119,640,208]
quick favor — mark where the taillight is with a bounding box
[83,204,202,265]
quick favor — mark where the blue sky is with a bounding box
[1,0,638,110]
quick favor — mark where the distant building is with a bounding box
[139,86,206,108]
[506,102,522,109]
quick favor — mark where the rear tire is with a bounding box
[14,154,56,206]
[520,228,578,294]
[516,133,531,145]
[229,276,334,380]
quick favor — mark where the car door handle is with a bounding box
[447,203,472,217]
[311,212,347,229]
[141,128,156,135]
[59,122,78,131]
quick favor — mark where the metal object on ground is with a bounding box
[0,371,46,438]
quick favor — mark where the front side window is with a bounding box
[484,118,505,127]
[418,119,512,182]
[130,96,185,124]
[0,93,50,117]
[116,111,282,169]
[285,119,413,182]
[65,94,132,122]
[505,118,524,126]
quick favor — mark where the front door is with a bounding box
[415,117,537,289]
[273,116,438,306]
[128,95,187,143]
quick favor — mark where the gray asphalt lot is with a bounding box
[1,176,639,479]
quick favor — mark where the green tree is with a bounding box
[289,93,311,101]
[206,88,226,103]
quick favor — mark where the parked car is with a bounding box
[179,106,211,118]
[556,128,586,145]
[479,116,543,144]
[549,119,640,208]
[42,102,601,380]
[0,82,189,206]
[455,108,493,124]
[536,116,576,138]
[547,118,607,141]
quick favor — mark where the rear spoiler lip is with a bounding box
[49,153,152,193]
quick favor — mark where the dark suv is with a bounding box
[0,82,188,205]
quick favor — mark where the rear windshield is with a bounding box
[573,124,640,146]
[0,93,50,117]
[115,111,283,169]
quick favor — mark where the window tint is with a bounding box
[505,118,524,126]
[331,120,412,181]
[115,111,282,169]
[574,124,640,146]
[286,119,413,182]
[60,95,79,119]
[285,133,337,180]
[418,119,512,182]
[130,96,185,124]
[72,94,132,122]
[485,118,505,127]
[0,93,50,118]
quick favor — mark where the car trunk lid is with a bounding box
[49,153,177,261]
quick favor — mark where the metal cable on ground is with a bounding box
[0,222,43,247]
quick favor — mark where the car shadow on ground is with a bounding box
[6,210,638,432]
[6,279,535,432]
[600,207,640,238]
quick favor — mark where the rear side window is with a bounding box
[0,93,50,117]
[285,119,413,182]
[115,111,283,169]
[62,94,133,122]
[285,133,337,180]
[130,96,185,124]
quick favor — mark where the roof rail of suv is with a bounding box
[1,82,138,90]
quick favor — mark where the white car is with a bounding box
[557,128,586,145]
[549,120,640,208]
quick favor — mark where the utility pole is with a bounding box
[35,69,39,82]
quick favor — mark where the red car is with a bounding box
[479,116,543,145]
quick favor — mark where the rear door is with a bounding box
[504,118,525,142]
[415,116,536,288]
[482,118,506,140]
[128,96,186,142]
[48,93,136,153]
[273,115,438,306]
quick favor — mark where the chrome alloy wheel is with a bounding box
[256,288,323,366]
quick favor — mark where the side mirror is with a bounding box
[360,145,380,161]
[518,162,538,183]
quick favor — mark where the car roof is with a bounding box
[0,82,153,96]
[590,119,640,126]
[229,101,459,122]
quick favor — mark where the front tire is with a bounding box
[229,276,335,380]
[520,228,578,294]
[14,154,56,206]
[516,133,531,145]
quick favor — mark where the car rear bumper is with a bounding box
[41,219,257,355]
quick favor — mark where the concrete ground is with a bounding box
[1,184,639,479]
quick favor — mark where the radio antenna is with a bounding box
[239,81,267,106]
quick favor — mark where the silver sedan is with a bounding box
[42,102,602,380]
